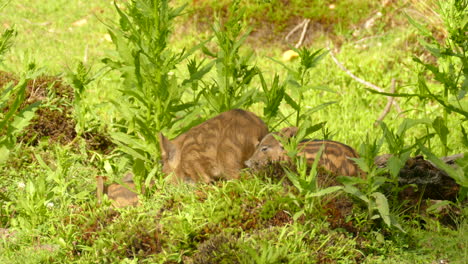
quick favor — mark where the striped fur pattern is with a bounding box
[159,109,269,183]
[245,127,363,177]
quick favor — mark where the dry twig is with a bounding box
[374,78,396,126]
[285,20,307,41]
[295,19,310,48]
[285,19,310,48]
[328,46,403,117]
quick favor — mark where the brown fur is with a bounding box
[159,109,269,183]
[96,174,140,207]
[245,127,363,177]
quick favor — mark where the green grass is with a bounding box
[1,0,116,73]
[1,0,466,263]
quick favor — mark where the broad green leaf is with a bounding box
[387,155,405,178]
[390,215,405,233]
[372,192,391,227]
[342,184,369,203]
[304,122,326,138]
[181,60,215,86]
[432,116,449,147]
[0,144,10,164]
[10,101,40,135]
[34,153,53,172]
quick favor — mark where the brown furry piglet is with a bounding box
[96,174,139,207]
[245,127,363,177]
[159,109,269,183]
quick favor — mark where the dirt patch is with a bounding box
[0,71,114,152]
[0,71,76,145]
[82,131,114,154]
[70,207,165,259]
[322,195,359,234]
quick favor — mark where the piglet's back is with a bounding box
[299,140,362,177]
[160,109,268,183]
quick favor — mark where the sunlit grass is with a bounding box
[0,0,466,263]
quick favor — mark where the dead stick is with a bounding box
[285,19,307,42]
[374,78,396,126]
[295,19,310,48]
[328,47,402,113]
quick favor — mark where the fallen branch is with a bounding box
[295,19,310,48]
[374,78,396,126]
[285,19,307,42]
[328,46,403,115]
[285,18,310,48]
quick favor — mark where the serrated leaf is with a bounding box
[284,93,300,111]
[308,186,343,197]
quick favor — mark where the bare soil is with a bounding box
[0,71,114,153]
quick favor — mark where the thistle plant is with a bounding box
[201,0,259,113]
[102,0,211,183]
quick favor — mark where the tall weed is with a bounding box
[369,0,467,198]
[102,0,210,183]
[0,29,41,165]
[201,0,259,113]
[270,47,335,127]
[339,138,404,232]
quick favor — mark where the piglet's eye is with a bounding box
[261,147,268,152]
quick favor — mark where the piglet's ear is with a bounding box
[279,126,298,139]
[159,133,177,161]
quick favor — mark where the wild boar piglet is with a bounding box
[245,127,363,177]
[96,173,139,207]
[159,109,269,183]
